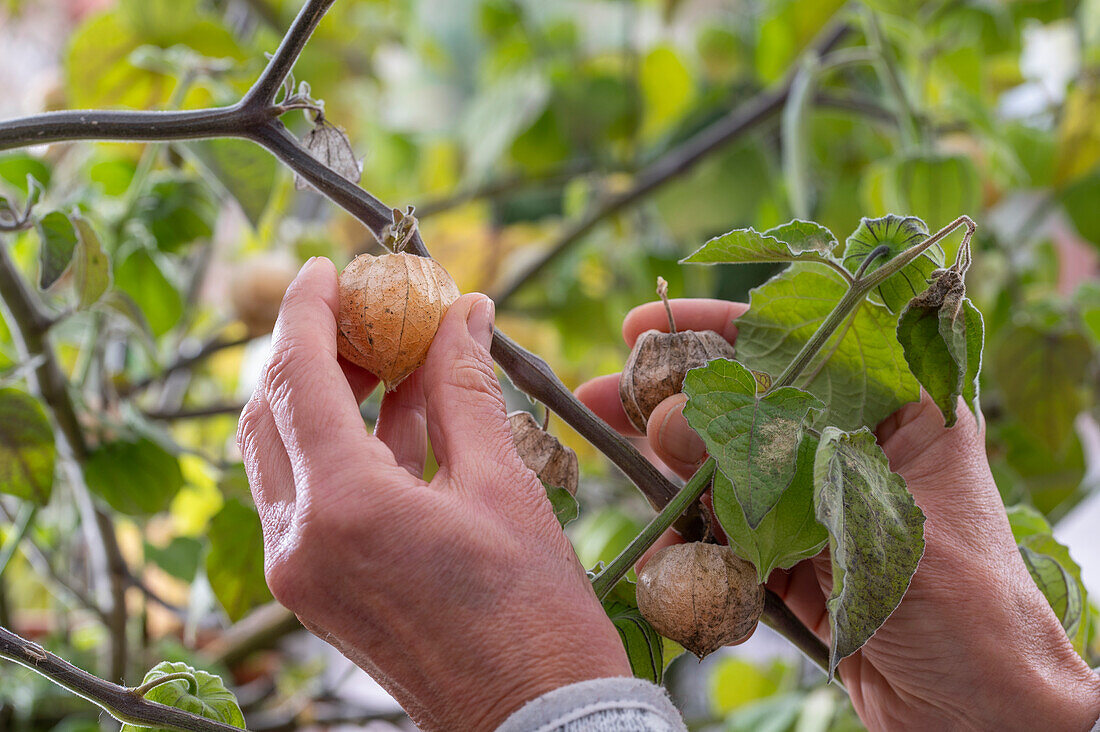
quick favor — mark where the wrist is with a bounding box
[467,617,632,731]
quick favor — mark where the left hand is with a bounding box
[237,257,630,731]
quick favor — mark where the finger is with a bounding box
[623,299,748,348]
[575,373,638,435]
[765,555,832,642]
[374,369,427,477]
[421,294,529,486]
[646,393,707,480]
[237,391,296,513]
[263,257,409,495]
[339,356,380,403]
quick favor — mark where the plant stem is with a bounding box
[0,505,36,577]
[591,459,717,600]
[491,23,851,305]
[0,626,241,732]
[132,672,198,698]
[864,9,921,149]
[772,215,975,390]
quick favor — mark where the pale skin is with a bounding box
[239,258,1100,731]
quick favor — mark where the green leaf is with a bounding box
[897,296,984,427]
[84,437,183,516]
[0,388,56,505]
[813,427,926,677]
[765,220,839,255]
[640,46,695,138]
[1062,169,1100,245]
[135,175,218,253]
[882,154,981,236]
[601,580,664,684]
[544,484,579,528]
[35,212,78,290]
[188,139,278,228]
[681,222,838,267]
[714,434,827,583]
[0,154,51,193]
[144,536,203,582]
[843,215,941,313]
[119,0,200,41]
[65,11,245,110]
[72,216,110,309]
[736,265,921,430]
[1019,545,1086,649]
[683,359,823,527]
[206,497,272,622]
[114,249,182,337]
[121,661,244,732]
[991,324,1092,456]
[462,70,550,181]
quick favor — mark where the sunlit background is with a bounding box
[0,0,1098,729]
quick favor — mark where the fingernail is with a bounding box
[298,256,318,276]
[467,296,495,350]
[657,399,706,465]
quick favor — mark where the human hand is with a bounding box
[238,258,630,731]
[577,297,1100,731]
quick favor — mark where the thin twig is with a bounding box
[0,626,243,732]
[489,23,851,305]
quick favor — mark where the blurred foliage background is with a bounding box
[0,0,1098,729]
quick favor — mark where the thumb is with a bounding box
[421,293,523,482]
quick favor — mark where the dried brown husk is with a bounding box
[337,253,460,390]
[229,257,298,336]
[636,542,763,659]
[508,411,579,495]
[619,330,736,433]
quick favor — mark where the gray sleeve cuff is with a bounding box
[495,676,686,732]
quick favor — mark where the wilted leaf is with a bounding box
[682,359,822,527]
[736,265,920,430]
[714,434,827,583]
[206,496,272,621]
[601,579,664,684]
[84,437,183,516]
[35,212,78,290]
[842,215,941,313]
[992,324,1092,456]
[72,216,109,309]
[897,292,983,427]
[121,661,244,732]
[295,122,362,191]
[0,388,56,505]
[814,427,925,677]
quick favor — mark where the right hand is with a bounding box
[577,297,1100,731]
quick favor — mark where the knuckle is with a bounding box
[236,396,265,458]
[443,354,501,398]
[264,552,307,612]
[260,343,305,409]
